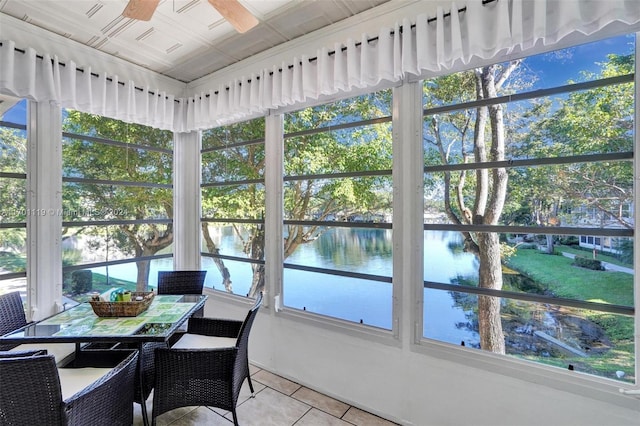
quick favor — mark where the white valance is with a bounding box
[2,0,640,133]
[183,0,640,131]
[0,40,176,131]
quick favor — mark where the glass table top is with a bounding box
[0,294,207,344]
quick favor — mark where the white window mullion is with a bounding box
[173,130,202,270]
[392,81,424,343]
[264,113,284,312]
[26,100,62,321]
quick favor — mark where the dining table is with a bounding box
[0,293,208,426]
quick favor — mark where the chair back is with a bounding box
[157,270,207,295]
[0,354,64,424]
[0,291,28,336]
[232,292,262,393]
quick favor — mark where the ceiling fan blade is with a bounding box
[208,0,259,33]
[122,0,160,21]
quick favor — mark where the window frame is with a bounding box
[414,33,637,394]
[60,113,174,292]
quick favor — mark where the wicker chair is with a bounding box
[0,291,76,363]
[157,270,207,318]
[136,270,208,405]
[0,349,138,425]
[152,292,263,426]
[0,291,28,350]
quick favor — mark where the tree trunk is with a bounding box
[545,234,555,254]
[248,264,265,298]
[201,223,233,292]
[136,258,150,292]
[246,223,265,297]
[477,232,505,354]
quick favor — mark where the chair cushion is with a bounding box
[11,343,75,365]
[58,367,112,400]
[172,333,236,350]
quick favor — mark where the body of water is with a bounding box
[94,227,482,346]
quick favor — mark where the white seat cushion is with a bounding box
[172,333,236,350]
[58,367,112,400]
[12,343,76,365]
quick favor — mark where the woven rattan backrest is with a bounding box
[0,291,27,336]
[157,270,207,295]
[0,354,63,424]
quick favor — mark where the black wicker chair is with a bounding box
[152,292,263,426]
[0,291,28,350]
[0,349,138,425]
[0,291,76,363]
[157,270,207,318]
[135,270,208,406]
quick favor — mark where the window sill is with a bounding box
[413,337,640,411]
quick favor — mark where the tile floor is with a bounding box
[134,365,398,426]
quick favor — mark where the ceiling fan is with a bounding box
[122,0,259,33]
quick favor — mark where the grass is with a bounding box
[506,248,633,306]
[506,247,635,381]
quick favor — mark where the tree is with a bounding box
[529,54,634,232]
[201,118,266,294]
[0,127,28,265]
[201,91,393,297]
[424,61,524,354]
[62,111,173,291]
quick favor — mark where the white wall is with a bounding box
[204,294,640,426]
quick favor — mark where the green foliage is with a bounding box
[70,270,93,294]
[616,239,634,264]
[62,111,175,288]
[0,251,26,272]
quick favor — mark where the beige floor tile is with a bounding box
[168,407,232,425]
[342,407,398,426]
[152,406,202,426]
[296,408,353,426]
[209,378,267,417]
[291,387,350,418]
[252,369,301,395]
[234,387,310,426]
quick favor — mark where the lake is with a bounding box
[96,227,481,346]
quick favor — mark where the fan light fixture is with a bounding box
[122,0,259,33]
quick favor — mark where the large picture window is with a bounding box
[282,91,393,328]
[201,117,266,298]
[61,111,174,301]
[422,34,635,382]
[0,97,27,296]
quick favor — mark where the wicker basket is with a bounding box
[89,292,155,317]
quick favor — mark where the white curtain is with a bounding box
[2,0,640,132]
[0,40,176,131]
[185,0,640,131]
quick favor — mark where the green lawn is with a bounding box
[506,248,633,307]
[506,247,634,380]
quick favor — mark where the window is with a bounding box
[0,97,27,295]
[61,111,173,301]
[422,35,634,382]
[282,91,393,328]
[201,118,265,298]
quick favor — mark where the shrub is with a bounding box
[572,256,604,271]
[558,236,579,246]
[71,270,93,294]
[517,243,538,250]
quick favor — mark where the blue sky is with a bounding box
[524,34,634,89]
